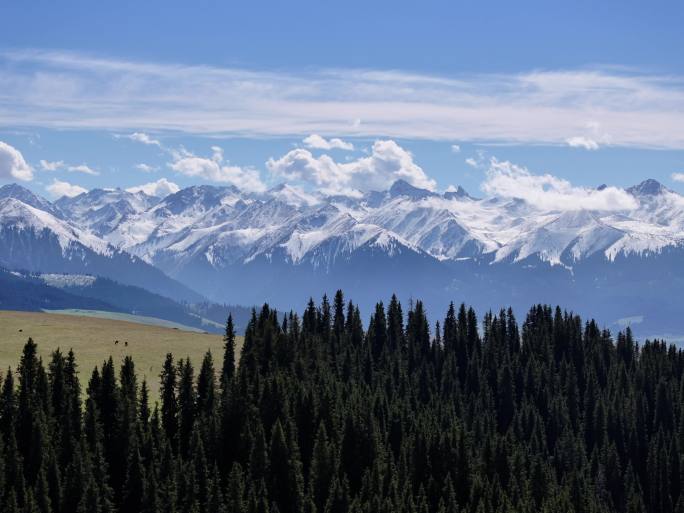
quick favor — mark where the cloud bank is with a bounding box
[482,158,638,211]
[169,146,266,192]
[126,178,179,198]
[566,136,600,150]
[267,140,436,196]
[303,134,354,151]
[1,51,683,148]
[0,142,33,181]
[127,132,162,147]
[46,179,87,198]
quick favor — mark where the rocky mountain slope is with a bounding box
[1,180,683,339]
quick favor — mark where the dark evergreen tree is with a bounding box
[221,315,237,390]
[159,354,178,451]
[4,294,684,512]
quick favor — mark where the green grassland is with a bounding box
[42,308,211,332]
[0,310,242,401]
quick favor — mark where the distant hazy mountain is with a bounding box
[0,268,254,334]
[2,180,684,339]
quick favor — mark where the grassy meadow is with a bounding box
[0,310,242,401]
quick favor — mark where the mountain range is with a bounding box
[1,179,683,340]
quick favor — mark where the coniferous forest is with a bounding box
[1,292,683,513]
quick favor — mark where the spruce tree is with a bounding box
[159,354,178,451]
[221,315,237,390]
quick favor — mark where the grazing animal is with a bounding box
[124,341,128,347]
[18,329,22,332]
[115,340,119,345]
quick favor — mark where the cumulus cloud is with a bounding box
[0,141,33,181]
[451,144,461,153]
[303,134,354,151]
[465,158,478,168]
[46,179,87,198]
[566,136,600,150]
[135,163,157,173]
[39,159,65,171]
[126,178,179,198]
[169,146,266,192]
[68,164,99,175]
[125,132,162,147]
[267,139,436,195]
[482,158,637,211]
[672,173,684,183]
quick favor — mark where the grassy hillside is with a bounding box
[42,309,211,332]
[0,310,242,400]
[2,268,258,335]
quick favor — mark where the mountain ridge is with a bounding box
[1,179,683,338]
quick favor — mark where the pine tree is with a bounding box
[268,420,304,513]
[5,294,684,512]
[221,315,237,390]
[160,354,179,451]
[177,358,196,458]
[310,424,334,513]
[226,463,246,513]
[196,352,216,420]
[122,437,146,513]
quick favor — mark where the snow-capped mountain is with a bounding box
[2,179,684,338]
[56,188,160,236]
[0,183,63,218]
[95,178,684,271]
[0,192,202,302]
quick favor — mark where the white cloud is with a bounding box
[126,178,179,198]
[482,158,637,211]
[2,51,684,148]
[672,172,684,183]
[566,136,600,150]
[303,134,354,151]
[46,179,87,198]
[125,132,162,147]
[169,146,266,192]
[67,164,99,175]
[135,163,157,173]
[465,158,478,168]
[267,139,436,195]
[451,144,461,153]
[39,159,65,171]
[0,141,33,181]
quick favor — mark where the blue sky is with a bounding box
[1,0,683,199]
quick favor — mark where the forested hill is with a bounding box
[0,294,681,513]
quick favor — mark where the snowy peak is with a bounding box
[0,196,111,255]
[627,179,669,197]
[388,179,436,200]
[157,185,238,215]
[57,187,158,212]
[56,188,160,236]
[267,183,321,207]
[443,186,472,200]
[0,183,61,217]
[2,178,684,276]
